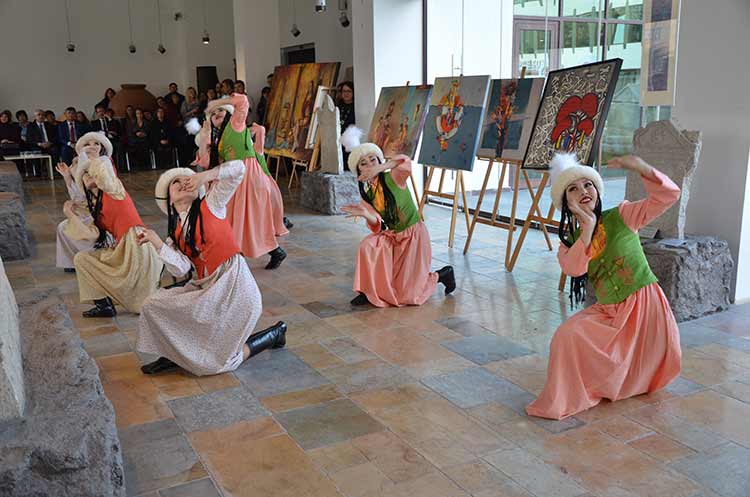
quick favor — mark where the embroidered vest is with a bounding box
[367,172,421,233]
[98,191,143,243]
[587,207,658,305]
[175,201,241,278]
[218,125,271,176]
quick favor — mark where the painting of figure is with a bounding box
[417,75,491,171]
[367,85,432,159]
[478,78,544,161]
[522,59,622,170]
[264,62,340,161]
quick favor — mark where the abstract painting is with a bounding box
[522,59,622,170]
[477,78,545,161]
[418,75,491,171]
[263,62,340,161]
[641,0,681,106]
[367,85,432,159]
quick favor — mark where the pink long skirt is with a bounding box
[354,221,439,308]
[226,157,288,259]
[526,283,681,420]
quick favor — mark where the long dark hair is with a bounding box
[167,190,205,258]
[84,186,109,249]
[358,167,400,231]
[209,112,231,169]
[558,188,602,308]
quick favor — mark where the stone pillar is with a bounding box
[0,255,25,421]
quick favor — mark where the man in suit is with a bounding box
[27,109,59,165]
[163,82,185,106]
[149,108,173,168]
[57,107,83,165]
[91,104,122,167]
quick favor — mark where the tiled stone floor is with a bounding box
[6,171,750,497]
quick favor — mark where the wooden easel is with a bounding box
[287,135,321,189]
[418,166,471,248]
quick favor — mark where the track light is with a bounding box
[66,43,76,53]
[315,0,327,12]
[158,43,166,54]
[129,44,137,53]
[291,23,301,37]
[339,11,349,27]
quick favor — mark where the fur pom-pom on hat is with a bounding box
[341,125,363,153]
[185,117,201,135]
[548,153,604,211]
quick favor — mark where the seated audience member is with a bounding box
[76,111,91,133]
[15,110,30,147]
[58,107,84,165]
[127,108,150,170]
[92,104,122,167]
[27,109,59,164]
[214,82,222,97]
[143,110,154,122]
[166,93,182,128]
[45,110,58,125]
[149,108,173,168]
[0,110,22,157]
[164,82,185,106]
[94,88,116,114]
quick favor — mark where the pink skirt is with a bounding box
[226,157,288,259]
[353,221,439,308]
[526,283,681,420]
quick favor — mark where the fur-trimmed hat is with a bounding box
[205,100,234,117]
[347,143,385,175]
[549,153,604,212]
[154,167,206,215]
[75,131,113,157]
[74,155,117,194]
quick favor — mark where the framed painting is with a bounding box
[641,0,681,106]
[367,85,433,159]
[477,78,545,161]
[522,59,622,170]
[263,62,340,161]
[417,75,491,171]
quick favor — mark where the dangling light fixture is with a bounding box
[202,0,210,44]
[156,0,166,53]
[64,0,75,52]
[290,0,301,37]
[338,0,349,27]
[127,0,136,53]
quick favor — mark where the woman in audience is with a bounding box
[340,136,455,307]
[15,110,30,147]
[337,81,355,164]
[0,110,21,157]
[127,108,150,170]
[76,111,91,133]
[193,93,289,269]
[95,88,116,113]
[181,87,201,121]
[135,161,287,375]
[526,154,682,420]
[72,135,162,317]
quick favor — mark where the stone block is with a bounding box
[0,256,24,421]
[0,192,30,261]
[0,162,22,198]
[300,170,360,215]
[627,120,701,239]
[0,288,125,497]
[317,95,344,175]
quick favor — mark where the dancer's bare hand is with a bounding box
[608,155,652,176]
[136,228,163,250]
[56,162,72,178]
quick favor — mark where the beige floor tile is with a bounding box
[261,384,343,413]
[592,415,654,443]
[627,432,696,462]
[307,441,369,475]
[102,377,173,428]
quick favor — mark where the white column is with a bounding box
[674,0,750,302]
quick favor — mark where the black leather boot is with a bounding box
[437,266,456,295]
[283,217,294,229]
[64,268,76,273]
[141,357,179,374]
[265,246,287,270]
[82,297,117,318]
[350,293,370,306]
[247,321,287,357]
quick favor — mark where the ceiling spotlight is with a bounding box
[129,44,137,54]
[291,23,301,37]
[315,0,326,12]
[66,43,76,53]
[202,31,210,44]
[338,11,349,27]
[158,43,166,54]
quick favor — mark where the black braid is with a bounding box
[167,190,205,258]
[358,169,400,231]
[84,186,109,249]
[209,112,231,169]
[559,189,602,308]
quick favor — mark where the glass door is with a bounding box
[513,20,560,78]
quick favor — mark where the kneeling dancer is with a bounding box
[73,153,162,317]
[526,154,681,420]
[341,142,455,307]
[136,160,287,376]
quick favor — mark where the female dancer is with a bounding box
[341,141,455,307]
[526,153,682,420]
[193,93,290,269]
[136,162,287,375]
[72,149,162,317]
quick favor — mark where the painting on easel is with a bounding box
[522,59,622,170]
[367,85,433,159]
[263,62,340,161]
[417,75,491,171]
[477,78,545,161]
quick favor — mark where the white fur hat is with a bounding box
[549,153,604,212]
[73,155,117,193]
[75,131,113,157]
[154,167,205,215]
[347,143,384,175]
[205,100,234,117]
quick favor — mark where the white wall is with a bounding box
[278,0,353,68]
[0,0,236,115]
[674,0,750,302]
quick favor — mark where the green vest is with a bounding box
[367,172,421,233]
[218,125,271,176]
[585,207,658,305]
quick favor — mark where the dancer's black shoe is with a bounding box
[64,268,76,273]
[437,266,456,295]
[283,217,294,229]
[141,357,179,375]
[82,297,117,318]
[247,321,287,357]
[350,293,370,306]
[265,246,287,270]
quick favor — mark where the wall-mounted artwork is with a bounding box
[417,75,491,171]
[477,78,545,161]
[641,0,681,106]
[263,62,340,161]
[367,85,432,159]
[522,59,622,170]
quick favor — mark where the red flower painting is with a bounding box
[550,93,598,153]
